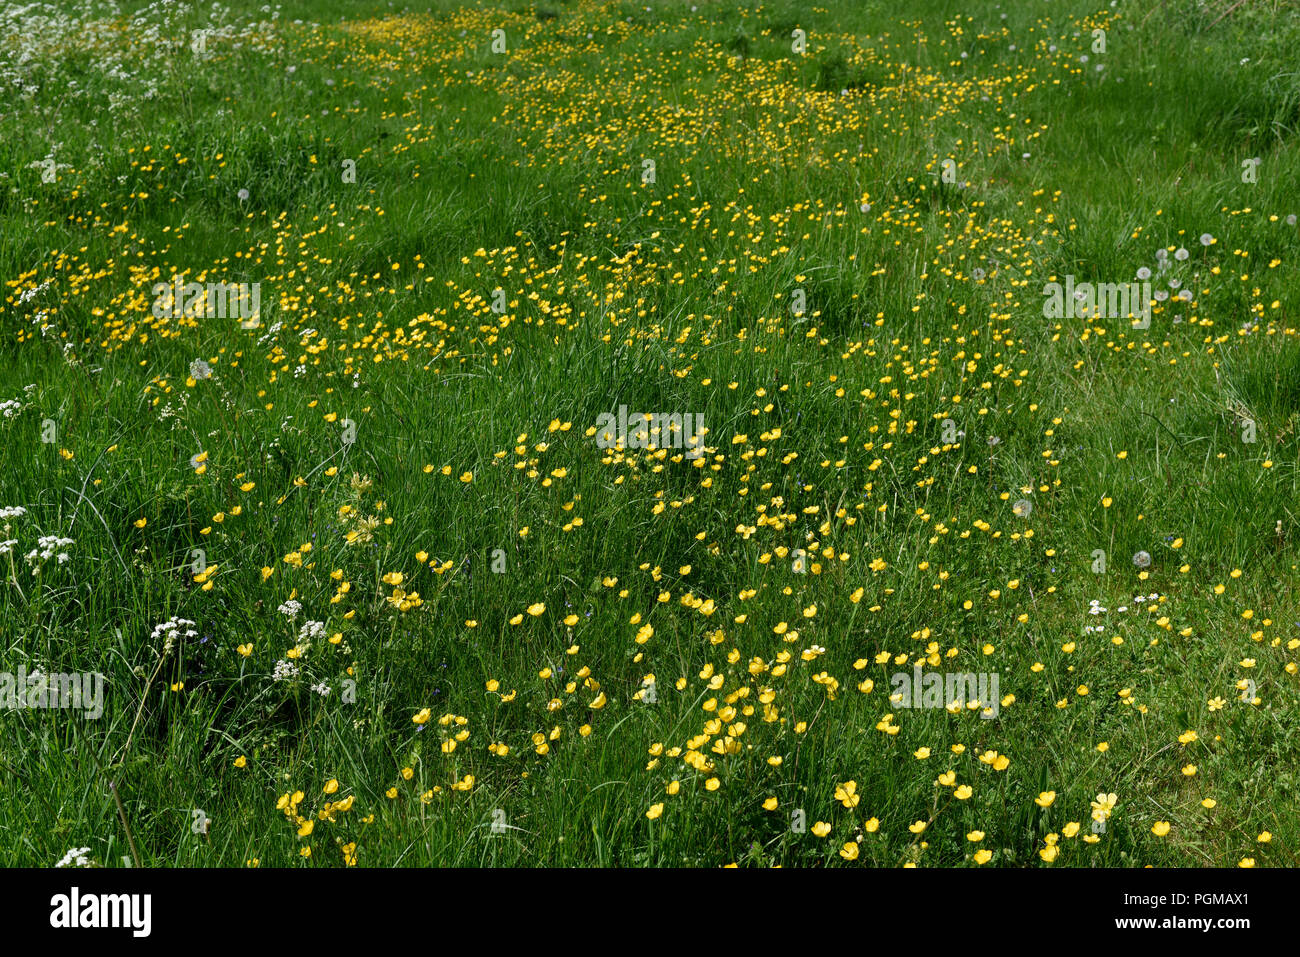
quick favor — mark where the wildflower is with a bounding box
[54,847,93,868]
[272,660,300,682]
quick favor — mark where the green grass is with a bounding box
[1,0,1299,868]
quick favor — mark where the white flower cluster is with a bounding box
[0,1,280,117]
[298,620,325,643]
[1084,594,1163,634]
[277,599,302,620]
[26,535,74,573]
[272,659,300,682]
[54,846,93,868]
[0,514,71,566]
[257,321,283,347]
[17,284,48,305]
[1083,598,1108,634]
[152,616,197,655]
[311,681,331,697]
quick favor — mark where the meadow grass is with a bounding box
[1,0,1299,868]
